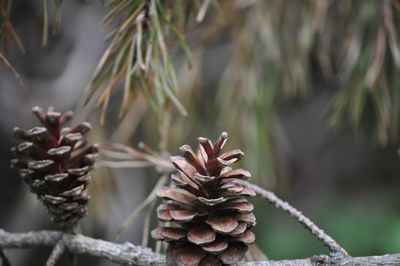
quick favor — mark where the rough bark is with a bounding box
[1,229,400,266]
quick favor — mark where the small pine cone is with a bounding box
[11,106,98,230]
[152,132,256,266]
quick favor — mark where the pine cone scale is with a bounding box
[235,229,255,244]
[218,242,247,265]
[157,187,198,206]
[205,216,238,234]
[228,222,247,236]
[187,227,216,245]
[168,244,206,266]
[44,173,69,182]
[170,209,197,221]
[202,239,228,254]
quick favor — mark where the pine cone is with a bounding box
[152,132,256,266]
[10,106,98,230]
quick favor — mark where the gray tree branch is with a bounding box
[234,180,348,262]
[46,240,66,266]
[1,229,400,266]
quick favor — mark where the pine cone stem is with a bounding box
[69,224,81,235]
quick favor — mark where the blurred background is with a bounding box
[1,0,400,265]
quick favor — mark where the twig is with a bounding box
[101,143,174,172]
[0,248,11,266]
[46,240,66,266]
[234,180,349,261]
[158,102,171,153]
[0,53,22,84]
[100,150,136,160]
[383,0,400,67]
[155,240,162,254]
[1,228,400,266]
[114,175,168,241]
[0,229,164,266]
[138,142,159,156]
[42,0,49,46]
[196,0,211,22]
[112,94,148,142]
[97,160,154,168]
[141,200,157,247]
[0,4,26,54]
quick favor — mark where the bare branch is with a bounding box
[46,240,66,266]
[0,229,164,266]
[114,175,168,241]
[234,180,348,261]
[1,228,400,266]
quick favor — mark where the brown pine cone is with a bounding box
[152,132,256,266]
[10,106,98,230]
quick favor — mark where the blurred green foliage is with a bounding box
[255,191,400,259]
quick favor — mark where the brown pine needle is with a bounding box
[114,175,168,241]
[141,199,156,247]
[42,0,49,46]
[0,53,23,84]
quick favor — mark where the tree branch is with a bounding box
[0,229,164,266]
[46,240,66,266]
[1,228,400,266]
[234,180,349,262]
